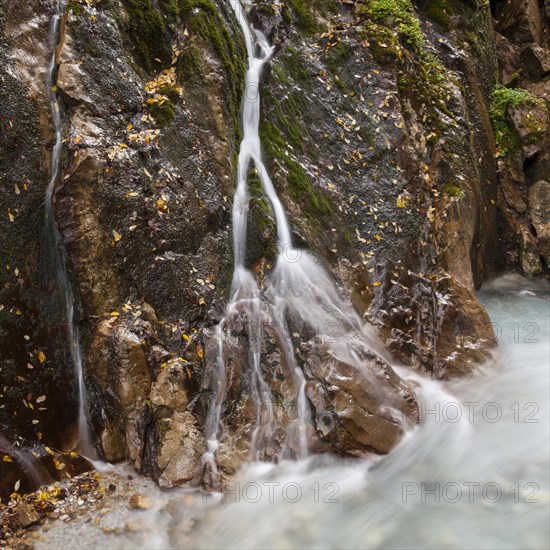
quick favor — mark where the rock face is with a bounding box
[0,0,546,493]
[493,0,550,275]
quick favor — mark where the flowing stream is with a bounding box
[44,0,93,455]
[200,0,308,482]
[36,274,550,549]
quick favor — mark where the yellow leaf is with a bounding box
[196,345,204,359]
[374,234,381,241]
[112,230,122,242]
[182,334,191,342]
[110,311,120,317]
[2,455,13,462]
[38,351,46,364]
[156,199,168,212]
[373,281,382,287]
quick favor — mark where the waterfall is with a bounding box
[44,0,94,455]
[200,1,406,486]
[199,1,309,486]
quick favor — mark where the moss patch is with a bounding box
[121,0,170,72]
[489,86,547,156]
[443,184,465,199]
[176,0,246,131]
[282,0,338,35]
[67,1,84,16]
[356,0,452,123]
[417,0,452,29]
[358,0,424,50]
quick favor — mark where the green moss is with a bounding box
[282,0,337,35]
[259,120,287,159]
[356,0,452,124]
[417,0,452,29]
[324,41,353,77]
[366,23,401,61]
[489,86,547,157]
[443,184,465,199]
[287,159,332,217]
[259,117,331,225]
[160,0,180,20]
[177,0,246,133]
[176,41,205,84]
[149,100,176,127]
[122,0,170,72]
[281,47,310,83]
[358,0,424,50]
[288,0,317,34]
[68,1,84,16]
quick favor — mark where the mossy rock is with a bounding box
[121,0,171,72]
[416,0,452,29]
[176,0,246,130]
[490,86,548,157]
[282,0,338,35]
[149,100,177,127]
[246,167,277,266]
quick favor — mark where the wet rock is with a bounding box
[508,103,549,154]
[492,0,550,277]
[496,0,544,46]
[521,45,550,81]
[17,502,40,528]
[155,412,204,489]
[128,493,151,510]
[528,180,550,260]
[519,228,544,275]
[301,342,419,455]
[495,33,522,87]
[87,318,152,465]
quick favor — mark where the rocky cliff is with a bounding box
[1,0,548,498]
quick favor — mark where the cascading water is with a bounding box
[201,0,403,484]
[44,0,93,455]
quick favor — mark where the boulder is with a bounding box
[521,45,550,81]
[496,0,544,46]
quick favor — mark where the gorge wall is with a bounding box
[1,0,549,497]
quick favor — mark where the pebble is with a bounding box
[129,493,152,510]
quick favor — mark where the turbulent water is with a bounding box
[179,275,550,550]
[44,0,93,454]
[36,274,550,549]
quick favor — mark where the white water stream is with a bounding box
[201,0,402,483]
[44,0,93,454]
